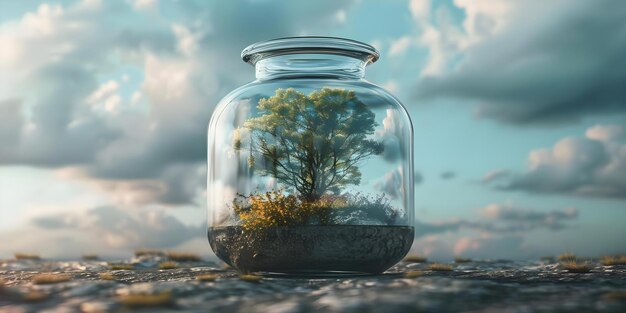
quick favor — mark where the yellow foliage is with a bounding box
[22,291,48,302]
[32,273,71,284]
[404,255,427,263]
[158,261,178,270]
[100,272,116,281]
[427,263,453,271]
[118,292,173,307]
[166,252,202,262]
[600,255,626,266]
[239,274,263,282]
[403,271,423,278]
[557,252,577,262]
[234,191,346,231]
[108,263,134,270]
[14,253,40,260]
[196,274,219,282]
[562,261,592,273]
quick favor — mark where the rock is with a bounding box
[80,300,118,313]
[0,258,625,312]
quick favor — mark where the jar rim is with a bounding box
[241,36,380,65]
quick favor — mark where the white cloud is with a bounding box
[130,91,142,105]
[411,202,578,260]
[129,0,158,12]
[389,36,412,56]
[0,205,203,259]
[376,108,410,162]
[172,24,199,57]
[586,124,624,142]
[0,0,363,210]
[87,80,122,113]
[486,124,626,199]
[335,10,347,23]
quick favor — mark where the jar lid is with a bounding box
[241,36,380,65]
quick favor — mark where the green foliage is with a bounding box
[234,88,383,201]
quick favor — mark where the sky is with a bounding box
[0,0,625,261]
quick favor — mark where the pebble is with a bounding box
[0,258,625,312]
[80,301,118,313]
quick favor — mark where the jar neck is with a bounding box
[254,54,367,80]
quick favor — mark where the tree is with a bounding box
[234,88,383,202]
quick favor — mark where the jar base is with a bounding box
[208,225,414,275]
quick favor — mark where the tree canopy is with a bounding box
[234,88,383,202]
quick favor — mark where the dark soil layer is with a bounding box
[208,225,414,274]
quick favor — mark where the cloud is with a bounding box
[440,171,456,180]
[376,109,411,163]
[0,99,23,146]
[0,0,358,207]
[479,203,578,232]
[414,170,423,185]
[416,0,626,124]
[389,36,413,56]
[415,203,577,236]
[406,0,466,77]
[374,167,404,200]
[411,202,578,259]
[480,169,509,183]
[451,234,525,259]
[485,124,626,199]
[0,205,205,259]
[129,0,158,12]
[413,232,526,260]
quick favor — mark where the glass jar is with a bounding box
[207,37,414,275]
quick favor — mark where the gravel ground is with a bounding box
[1,255,625,313]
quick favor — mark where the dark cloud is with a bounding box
[0,0,357,206]
[440,171,456,180]
[414,170,423,185]
[485,125,626,199]
[0,99,23,146]
[417,0,626,125]
[31,206,202,250]
[412,203,578,260]
[415,203,578,238]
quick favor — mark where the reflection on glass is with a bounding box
[207,37,414,274]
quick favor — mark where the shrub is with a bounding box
[557,252,577,262]
[118,292,173,307]
[158,261,178,270]
[99,272,116,281]
[134,249,165,257]
[403,271,423,278]
[14,253,40,260]
[196,274,219,282]
[562,261,592,273]
[108,263,134,270]
[231,191,400,231]
[82,254,99,261]
[404,255,427,263]
[166,252,202,262]
[600,255,626,266]
[428,263,453,271]
[239,274,263,282]
[32,273,71,285]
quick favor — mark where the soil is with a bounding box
[208,225,414,274]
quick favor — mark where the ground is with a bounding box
[1,255,626,312]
